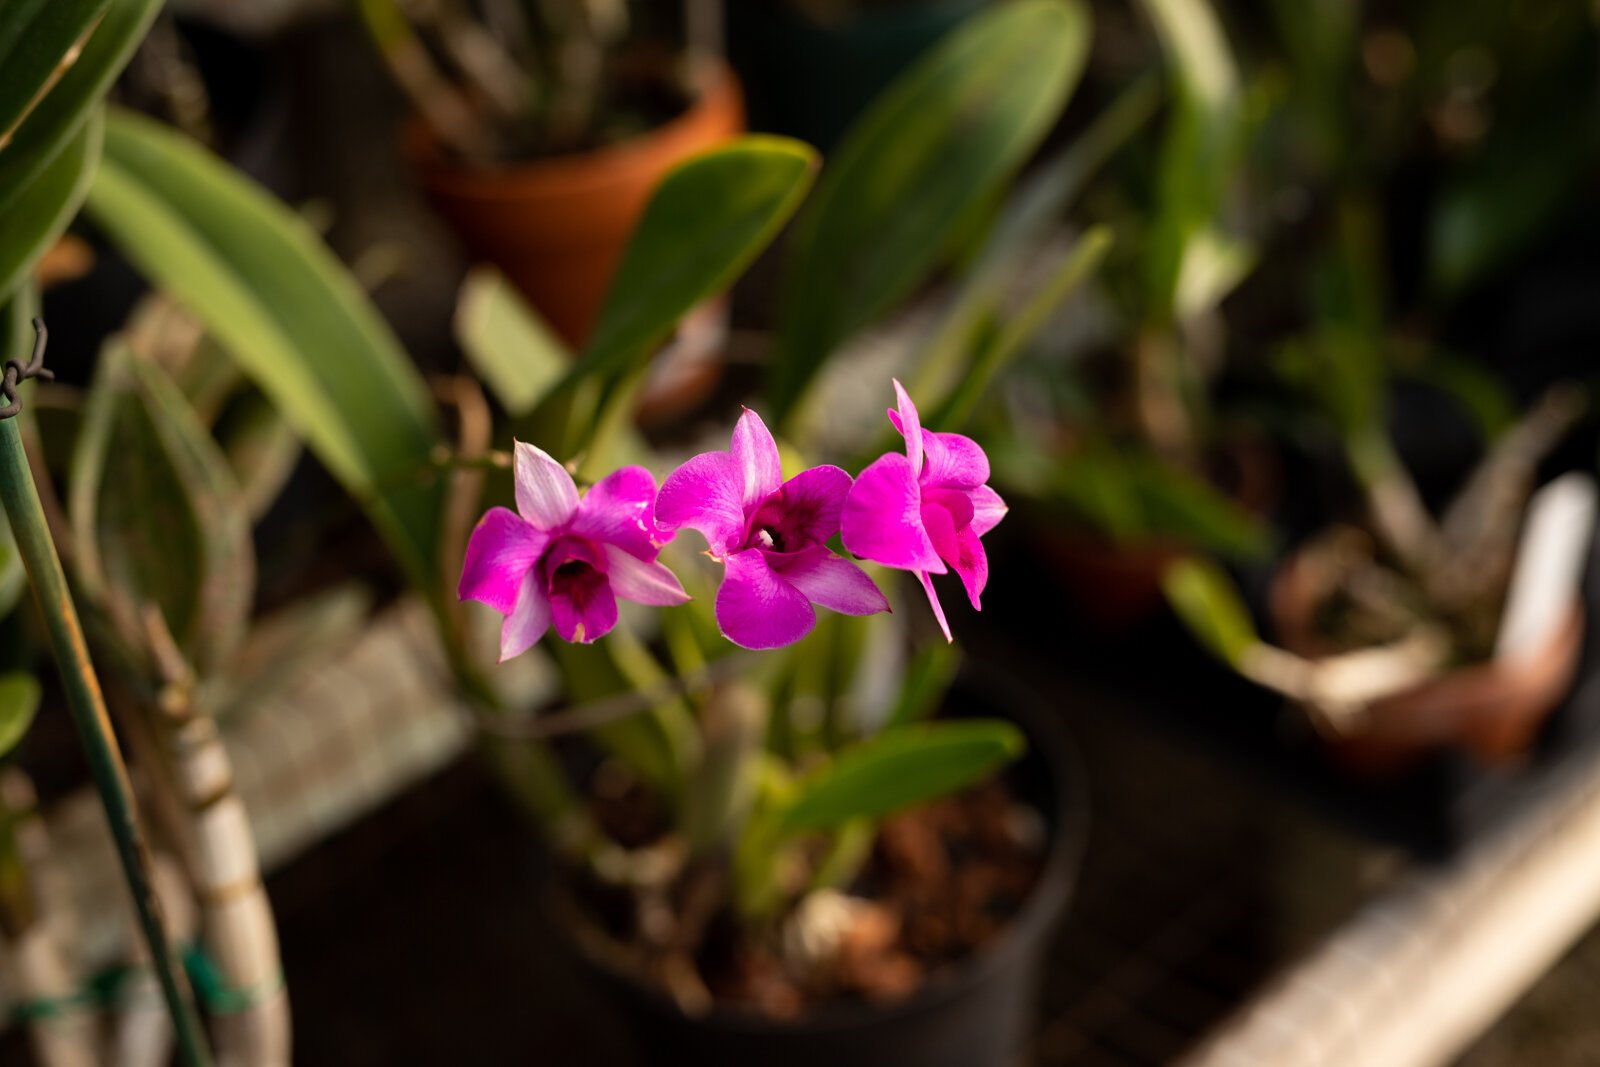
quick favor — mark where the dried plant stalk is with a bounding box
[156,690,289,1067]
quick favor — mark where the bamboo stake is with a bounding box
[0,318,213,1067]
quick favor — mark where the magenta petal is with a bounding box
[500,570,551,661]
[921,498,962,566]
[572,465,662,560]
[731,408,783,509]
[548,571,617,644]
[513,441,579,530]
[771,547,889,617]
[920,431,990,489]
[922,496,987,609]
[917,570,953,644]
[656,451,746,556]
[754,464,852,550]
[923,487,975,531]
[459,507,548,614]
[891,379,924,475]
[840,453,945,574]
[603,544,690,606]
[968,484,1009,537]
[950,526,989,609]
[716,549,815,650]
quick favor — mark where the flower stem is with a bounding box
[0,331,213,1067]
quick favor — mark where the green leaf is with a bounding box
[569,137,817,399]
[455,266,572,418]
[0,0,110,147]
[70,341,255,676]
[884,643,961,730]
[1162,558,1258,666]
[1137,0,1245,315]
[774,719,1024,834]
[86,109,447,608]
[0,0,158,220]
[0,106,100,302]
[0,673,41,759]
[769,0,1091,425]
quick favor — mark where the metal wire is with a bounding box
[0,317,55,419]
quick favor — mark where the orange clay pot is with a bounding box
[406,59,745,348]
[1270,547,1585,776]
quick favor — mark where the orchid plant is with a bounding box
[454,377,1023,1008]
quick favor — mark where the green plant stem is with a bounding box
[0,415,213,1067]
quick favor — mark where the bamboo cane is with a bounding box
[0,317,213,1067]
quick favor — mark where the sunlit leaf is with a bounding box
[455,266,571,418]
[0,673,41,759]
[770,0,1091,425]
[86,109,447,608]
[0,0,158,220]
[1162,558,1258,666]
[774,719,1024,833]
[0,107,99,302]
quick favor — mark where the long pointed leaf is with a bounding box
[0,0,159,219]
[564,136,818,398]
[774,719,1024,834]
[86,110,447,605]
[0,107,100,301]
[0,0,111,147]
[769,0,1091,425]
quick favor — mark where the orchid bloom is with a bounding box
[841,381,1007,642]
[656,409,889,650]
[459,441,689,658]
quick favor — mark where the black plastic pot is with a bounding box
[558,673,1087,1067]
[725,0,986,152]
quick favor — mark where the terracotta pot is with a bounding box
[1270,548,1586,774]
[406,59,745,348]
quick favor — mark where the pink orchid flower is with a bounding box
[656,408,889,650]
[841,380,1007,642]
[459,441,689,658]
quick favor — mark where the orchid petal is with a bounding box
[891,379,923,475]
[500,570,551,661]
[548,570,617,644]
[513,440,579,530]
[750,464,852,552]
[459,507,548,614]
[604,544,691,606]
[949,526,989,610]
[731,408,783,509]
[920,431,990,489]
[968,484,1009,537]
[841,453,945,574]
[917,570,953,644]
[573,465,663,560]
[657,451,746,556]
[771,547,889,617]
[922,495,988,610]
[716,549,815,650]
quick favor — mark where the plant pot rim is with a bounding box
[557,668,1088,1037]
[403,55,743,202]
